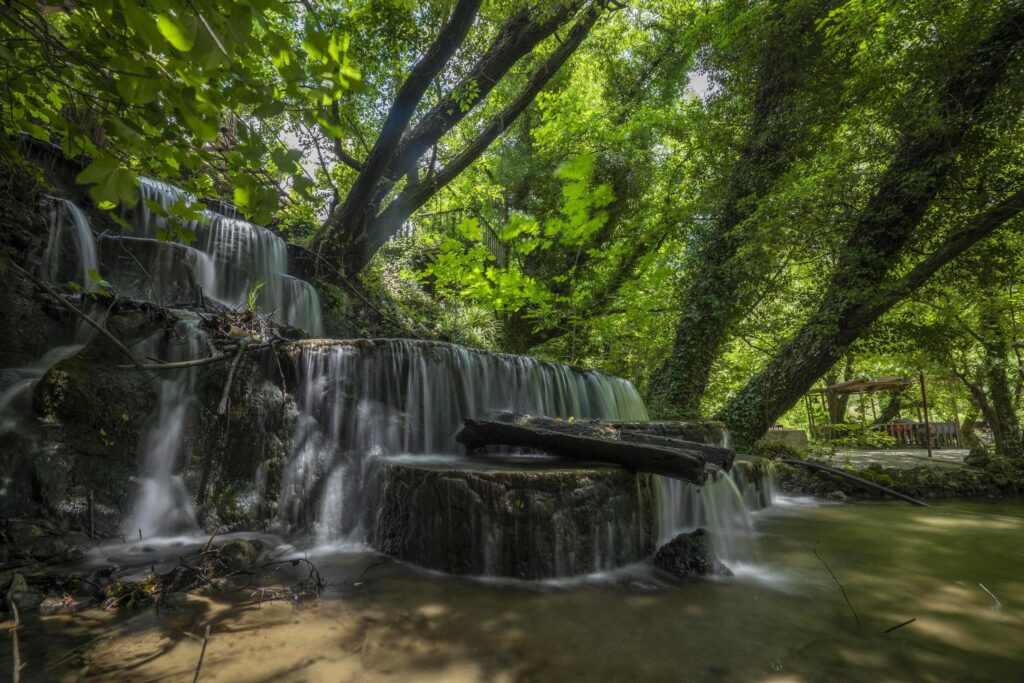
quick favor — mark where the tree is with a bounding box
[718,1,1024,447]
[2,0,615,277]
[309,0,616,277]
[645,0,844,418]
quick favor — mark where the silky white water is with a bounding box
[123,318,207,538]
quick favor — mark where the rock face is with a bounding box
[654,529,732,578]
[371,458,659,579]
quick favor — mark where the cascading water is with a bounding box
[102,177,323,334]
[0,199,98,437]
[123,318,207,538]
[280,339,649,541]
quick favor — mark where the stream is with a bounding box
[5,497,1022,682]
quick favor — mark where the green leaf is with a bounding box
[75,157,139,209]
[116,75,161,105]
[156,13,195,52]
[121,1,167,50]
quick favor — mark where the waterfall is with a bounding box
[279,339,649,541]
[101,177,323,334]
[123,318,206,538]
[1,200,99,438]
[655,461,776,566]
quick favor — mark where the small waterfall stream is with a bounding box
[104,177,322,334]
[0,200,98,437]
[123,318,207,538]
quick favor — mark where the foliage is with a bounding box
[1,0,357,223]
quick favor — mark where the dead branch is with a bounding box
[812,543,860,629]
[883,618,916,634]
[193,624,210,683]
[11,261,146,370]
[217,337,251,415]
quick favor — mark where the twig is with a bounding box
[217,337,251,415]
[117,239,162,307]
[11,261,146,370]
[979,583,1002,611]
[193,624,211,683]
[883,618,916,634]
[118,354,231,371]
[812,543,860,629]
[9,598,22,683]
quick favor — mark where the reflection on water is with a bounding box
[4,500,1023,682]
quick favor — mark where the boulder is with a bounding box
[6,573,41,610]
[654,529,732,578]
[219,538,259,571]
[965,448,990,468]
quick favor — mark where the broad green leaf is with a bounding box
[156,13,195,52]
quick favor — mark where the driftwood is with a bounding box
[781,459,929,507]
[509,415,735,470]
[456,416,710,484]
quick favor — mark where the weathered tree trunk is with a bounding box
[872,390,905,426]
[471,414,736,469]
[717,7,1024,448]
[646,0,839,418]
[456,417,712,484]
[824,354,855,424]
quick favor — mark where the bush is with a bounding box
[749,440,802,460]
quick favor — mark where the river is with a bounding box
[7,497,1023,682]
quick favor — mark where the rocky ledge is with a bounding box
[371,456,659,579]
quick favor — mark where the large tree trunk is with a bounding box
[824,354,855,423]
[978,272,1024,457]
[311,2,604,277]
[645,0,837,418]
[717,7,1024,448]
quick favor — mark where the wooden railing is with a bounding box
[872,421,960,448]
[810,421,961,448]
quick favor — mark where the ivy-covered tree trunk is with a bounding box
[717,6,1024,448]
[645,0,836,418]
[983,339,1023,457]
[978,264,1024,457]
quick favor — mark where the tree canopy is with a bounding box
[4,0,1024,452]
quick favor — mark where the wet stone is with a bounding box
[654,529,733,578]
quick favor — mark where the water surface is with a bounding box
[6,499,1023,682]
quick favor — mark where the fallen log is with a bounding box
[456,417,709,484]
[486,414,735,470]
[780,459,929,507]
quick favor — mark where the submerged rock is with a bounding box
[5,573,42,610]
[654,529,732,578]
